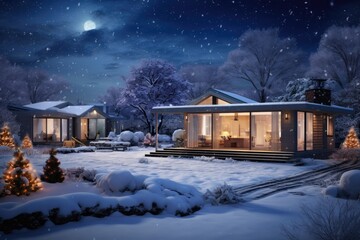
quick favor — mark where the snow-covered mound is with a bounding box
[134,131,145,142]
[0,171,203,233]
[157,134,171,142]
[324,170,360,199]
[172,129,185,141]
[56,146,96,154]
[119,131,134,142]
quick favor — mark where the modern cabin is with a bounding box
[9,101,110,144]
[149,85,353,160]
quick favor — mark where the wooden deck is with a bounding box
[145,148,295,162]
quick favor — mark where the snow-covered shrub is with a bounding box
[119,131,134,142]
[283,197,360,240]
[107,131,117,139]
[144,133,155,147]
[324,170,360,199]
[330,148,360,161]
[157,134,171,142]
[339,170,360,199]
[80,169,97,182]
[172,129,185,147]
[64,167,85,180]
[204,183,242,205]
[138,158,149,164]
[134,131,145,142]
[172,129,185,141]
[96,170,141,194]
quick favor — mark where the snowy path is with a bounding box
[235,160,360,201]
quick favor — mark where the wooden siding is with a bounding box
[313,114,324,150]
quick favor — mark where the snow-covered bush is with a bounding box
[172,129,185,141]
[172,129,185,147]
[96,170,141,194]
[324,170,360,199]
[138,158,150,164]
[107,131,117,139]
[330,148,360,161]
[119,131,134,142]
[283,197,360,240]
[134,131,145,142]
[339,170,360,199]
[204,183,242,205]
[157,134,171,142]
[144,133,155,147]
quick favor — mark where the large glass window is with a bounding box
[297,112,313,151]
[33,118,68,142]
[327,116,334,136]
[297,112,305,151]
[187,113,212,148]
[251,112,281,151]
[82,118,106,140]
[62,119,68,141]
[213,112,250,149]
[33,118,46,142]
[306,113,313,150]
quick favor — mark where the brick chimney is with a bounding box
[305,79,331,105]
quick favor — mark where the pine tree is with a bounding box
[0,124,16,149]
[41,149,65,183]
[342,127,360,149]
[3,149,42,196]
[21,134,33,149]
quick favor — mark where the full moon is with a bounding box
[83,20,96,31]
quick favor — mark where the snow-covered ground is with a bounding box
[0,147,334,240]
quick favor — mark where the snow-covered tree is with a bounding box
[120,59,190,134]
[308,25,360,89]
[274,78,336,102]
[219,28,304,102]
[25,70,69,103]
[2,149,42,196]
[180,65,225,99]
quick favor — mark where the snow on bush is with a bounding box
[119,131,134,142]
[172,129,185,141]
[56,146,96,154]
[204,183,242,205]
[157,134,171,142]
[107,131,117,139]
[138,158,150,164]
[339,170,360,199]
[96,170,140,194]
[64,167,97,182]
[134,131,145,142]
[0,171,203,233]
[324,170,360,199]
[330,148,360,161]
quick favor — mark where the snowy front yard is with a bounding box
[0,147,334,239]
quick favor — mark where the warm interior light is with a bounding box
[285,113,289,120]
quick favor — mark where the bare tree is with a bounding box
[283,197,360,240]
[25,70,69,103]
[180,65,225,99]
[220,28,304,102]
[100,86,123,115]
[0,56,27,105]
[308,25,360,89]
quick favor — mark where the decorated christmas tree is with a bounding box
[21,134,33,149]
[3,149,42,196]
[41,148,65,183]
[342,127,360,149]
[0,124,16,149]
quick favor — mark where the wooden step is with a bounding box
[145,148,294,163]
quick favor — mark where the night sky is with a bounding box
[0,0,359,103]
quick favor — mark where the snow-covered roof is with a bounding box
[60,105,95,116]
[24,101,69,110]
[153,101,353,115]
[213,89,258,103]
[190,88,257,105]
